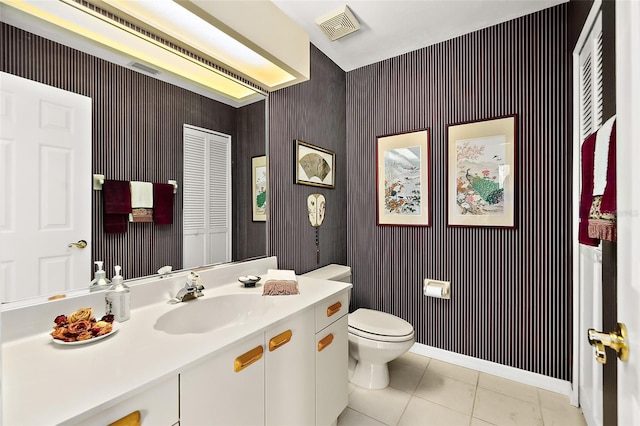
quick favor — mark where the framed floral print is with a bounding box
[252,155,267,221]
[447,115,517,228]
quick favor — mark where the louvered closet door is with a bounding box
[183,125,232,269]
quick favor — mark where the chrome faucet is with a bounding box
[174,271,205,302]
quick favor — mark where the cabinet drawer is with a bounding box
[74,375,178,425]
[315,289,349,332]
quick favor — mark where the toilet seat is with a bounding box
[348,308,414,342]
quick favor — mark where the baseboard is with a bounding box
[410,343,573,397]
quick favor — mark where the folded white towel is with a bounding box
[265,269,297,282]
[130,181,153,208]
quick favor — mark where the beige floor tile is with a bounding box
[537,388,572,410]
[338,407,387,426]
[396,352,431,370]
[389,361,426,394]
[471,417,497,426]
[539,390,586,425]
[427,359,479,385]
[348,386,412,426]
[398,396,470,426]
[473,387,543,426]
[478,373,539,405]
[414,371,476,415]
[541,405,587,426]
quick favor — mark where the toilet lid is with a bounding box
[348,308,414,340]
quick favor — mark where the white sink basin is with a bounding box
[154,294,269,334]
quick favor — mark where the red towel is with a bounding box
[103,180,131,234]
[600,120,616,213]
[579,133,599,246]
[153,183,174,225]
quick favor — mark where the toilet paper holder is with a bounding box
[423,279,451,299]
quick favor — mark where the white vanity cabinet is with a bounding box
[73,375,178,425]
[179,332,265,426]
[265,307,315,426]
[315,290,350,426]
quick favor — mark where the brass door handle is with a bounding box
[327,301,342,317]
[234,345,264,372]
[318,333,334,352]
[269,330,292,352]
[68,240,87,249]
[587,322,629,364]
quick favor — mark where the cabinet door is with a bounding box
[76,375,178,425]
[316,315,349,426]
[180,333,264,425]
[265,308,315,426]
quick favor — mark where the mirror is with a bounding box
[1,22,268,306]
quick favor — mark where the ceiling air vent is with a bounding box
[316,5,360,42]
[129,61,160,75]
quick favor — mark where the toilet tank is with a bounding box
[301,264,351,283]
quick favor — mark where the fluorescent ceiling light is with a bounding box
[100,0,296,88]
[1,0,265,103]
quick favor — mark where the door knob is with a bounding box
[67,240,87,249]
[587,322,629,364]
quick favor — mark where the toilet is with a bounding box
[302,264,415,390]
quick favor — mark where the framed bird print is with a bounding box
[447,115,517,228]
[376,129,430,226]
[294,140,335,189]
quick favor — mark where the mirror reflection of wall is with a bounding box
[0,22,267,304]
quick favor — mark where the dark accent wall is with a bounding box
[1,23,264,280]
[235,101,267,260]
[268,45,347,273]
[345,5,572,380]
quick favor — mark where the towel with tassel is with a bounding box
[262,269,299,296]
[103,180,131,234]
[589,116,617,242]
[579,116,617,246]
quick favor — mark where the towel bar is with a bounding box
[93,175,178,193]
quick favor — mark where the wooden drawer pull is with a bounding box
[318,333,334,352]
[108,410,140,426]
[326,301,342,317]
[269,329,293,351]
[234,345,264,372]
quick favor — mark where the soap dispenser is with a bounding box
[105,265,131,322]
[90,261,111,292]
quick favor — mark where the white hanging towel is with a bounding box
[130,181,153,208]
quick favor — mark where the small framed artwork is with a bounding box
[294,140,335,189]
[447,115,517,228]
[376,129,430,226]
[252,155,267,222]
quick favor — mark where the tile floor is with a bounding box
[338,352,587,426]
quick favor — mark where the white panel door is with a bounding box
[615,2,640,423]
[572,3,604,423]
[0,72,91,302]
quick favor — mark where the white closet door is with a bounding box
[573,4,604,425]
[0,72,91,302]
[183,125,231,269]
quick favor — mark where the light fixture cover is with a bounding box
[316,5,360,42]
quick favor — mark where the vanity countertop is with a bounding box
[2,276,351,425]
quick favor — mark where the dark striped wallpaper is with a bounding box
[346,6,571,380]
[269,45,347,273]
[269,6,572,380]
[1,23,265,280]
